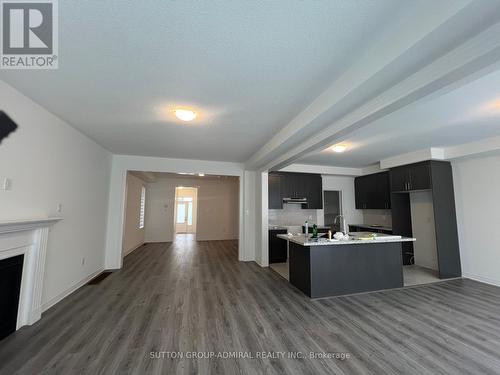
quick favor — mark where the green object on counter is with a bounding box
[312,224,318,238]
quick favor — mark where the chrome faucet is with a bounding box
[334,214,347,234]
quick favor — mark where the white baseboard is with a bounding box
[463,273,500,287]
[254,259,269,267]
[41,267,104,312]
[123,242,145,256]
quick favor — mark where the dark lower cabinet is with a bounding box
[390,193,414,265]
[269,229,287,263]
[348,225,393,235]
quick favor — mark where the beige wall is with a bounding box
[145,176,239,242]
[123,173,146,254]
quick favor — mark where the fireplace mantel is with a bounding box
[0,217,61,329]
[0,217,62,234]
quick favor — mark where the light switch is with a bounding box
[56,203,63,213]
[3,178,12,191]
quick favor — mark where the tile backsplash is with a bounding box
[362,209,392,227]
[269,204,320,226]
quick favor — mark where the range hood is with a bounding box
[283,197,308,204]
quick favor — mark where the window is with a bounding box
[139,186,146,229]
[176,202,186,224]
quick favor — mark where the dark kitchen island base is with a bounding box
[289,241,404,298]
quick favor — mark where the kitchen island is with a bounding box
[277,232,416,298]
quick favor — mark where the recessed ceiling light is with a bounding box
[485,99,500,112]
[331,144,347,153]
[174,109,197,122]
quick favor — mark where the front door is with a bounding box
[175,187,197,234]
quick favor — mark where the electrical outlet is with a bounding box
[56,203,63,213]
[3,178,12,191]
[81,257,85,266]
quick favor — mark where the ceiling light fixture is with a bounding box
[174,109,197,122]
[331,144,347,153]
[198,173,205,177]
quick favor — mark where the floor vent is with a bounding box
[87,271,113,285]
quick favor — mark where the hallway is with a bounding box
[1,238,500,374]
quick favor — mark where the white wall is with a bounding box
[122,173,145,255]
[410,191,438,270]
[452,154,500,286]
[254,171,267,266]
[0,81,111,310]
[243,171,256,262]
[145,176,239,242]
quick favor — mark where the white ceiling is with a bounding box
[3,0,500,169]
[298,67,500,167]
[0,0,406,162]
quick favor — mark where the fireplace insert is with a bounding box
[0,254,24,341]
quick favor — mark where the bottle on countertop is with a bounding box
[312,224,318,239]
[304,220,308,239]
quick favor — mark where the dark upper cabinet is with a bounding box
[268,173,283,209]
[390,166,409,192]
[354,172,391,209]
[354,176,365,209]
[268,172,323,209]
[409,162,431,190]
[390,162,431,192]
[305,174,323,209]
[281,173,300,199]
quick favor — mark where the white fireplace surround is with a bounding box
[0,218,61,329]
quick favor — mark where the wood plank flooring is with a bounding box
[1,235,500,374]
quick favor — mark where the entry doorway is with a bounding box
[174,187,198,234]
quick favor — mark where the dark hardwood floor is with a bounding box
[2,235,500,374]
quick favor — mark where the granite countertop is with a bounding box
[269,224,331,232]
[277,232,415,247]
[269,226,288,230]
[349,223,393,231]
